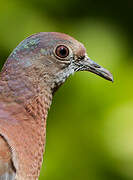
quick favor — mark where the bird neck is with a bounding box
[24,89,52,123]
[0,60,54,178]
[0,61,53,120]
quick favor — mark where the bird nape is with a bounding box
[0,32,113,180]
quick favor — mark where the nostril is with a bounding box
[93,63,101,68]
[88,58,101,68]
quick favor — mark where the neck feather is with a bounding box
[0,62,53,121]
[0,58,53,102]
[0,59,53,178]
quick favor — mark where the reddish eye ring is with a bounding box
[55,45,69,59]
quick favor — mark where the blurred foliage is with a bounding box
[0,0,133,180]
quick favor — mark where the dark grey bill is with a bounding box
[75,56,113,82]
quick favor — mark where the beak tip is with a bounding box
[111,78,114,83]
[109,72,114,83]
[107,73,114,82]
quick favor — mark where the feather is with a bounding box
[0,171,15,180]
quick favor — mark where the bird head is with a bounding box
[3,32,113,94]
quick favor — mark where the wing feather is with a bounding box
[0,135,15,180]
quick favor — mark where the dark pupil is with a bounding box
[59,47,67,57]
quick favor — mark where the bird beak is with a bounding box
[76,55,113,82]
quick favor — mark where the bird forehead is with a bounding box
[9,32,86,61]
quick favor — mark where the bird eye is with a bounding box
[55,45,69,59]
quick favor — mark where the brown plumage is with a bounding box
[0,32,113,180]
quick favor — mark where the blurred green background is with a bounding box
[0,0,133,179]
